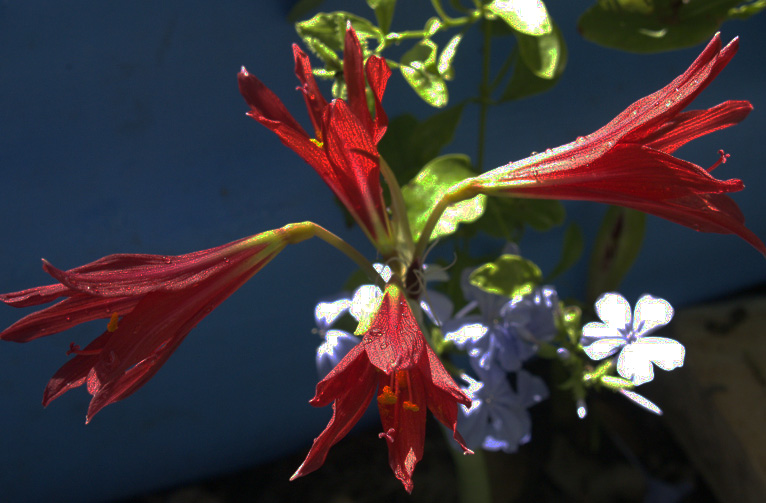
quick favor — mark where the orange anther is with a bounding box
[107,313,120,332]
[377,385,397,405]
[403,401,420,412]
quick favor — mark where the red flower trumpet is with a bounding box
[0,227,293,422]
[238,25,394,254]
[291,282,472,493]
[472,34,764,255]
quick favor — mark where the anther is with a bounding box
[377,385,397,405]
[107,313,120,332]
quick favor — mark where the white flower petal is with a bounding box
[583,337,626,360]
[633,294,673,337]
[617,343,656,385]
[619,389,662,415]
[350,284,383,321]
[582,321,622,341]
[636,336,685,371]
[314,298,352,328]
[594,292,631,332]
[373,263,392,282]
[444,323,488,347]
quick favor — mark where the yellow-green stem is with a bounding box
[379,156,415,261]
[283,222,379,282]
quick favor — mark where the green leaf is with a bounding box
[296,12,381,70]
[546,223,584,282]
[469,254,543,300]
[728,0,766,19]
[486,0,552,36]
[578,0,745,53]
[515,20,567,79]
[438,34,463,80]
[501,22,567,100]
[377,104,465,184]
[400,40,449,107]
[600,375,635,390]
[402,154,487,241]
[473,197,565,241]
[586,206,646,304]
[287,0,328,23]
[366,0,397,34]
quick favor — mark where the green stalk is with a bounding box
[476,14,492,173]
[448,442,493,503]
[379,157,415,262]
[283,222,379,281]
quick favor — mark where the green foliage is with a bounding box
[472,197,565,242]
[486,0,552,36]
[402,155,487,241]
[366,0,397,34]
[545,223,584,281]
[377,104,465,184]
[578,0,763,53]
[586,206,646,303]
[295,12,380,71]
[468,254,543,300]
[287,0,328,23]
[501,21,567,101]
[400,38,449,107]
[438,34,463,81]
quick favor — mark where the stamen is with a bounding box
[107,313,120,332]
[707,149,730,172]
[310,138,323,148]
[402,371,420,412]
[377,385,397,405]
[66,342,100,357]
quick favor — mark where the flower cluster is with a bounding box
[442,267,557,452]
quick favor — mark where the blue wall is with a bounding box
[0,1,763,502]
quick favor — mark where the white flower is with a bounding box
[582,292,684,386]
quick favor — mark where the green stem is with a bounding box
[476,14,492,173]
[448,442,493,503]
[412,180,478,260]
[283,222,379,281]
[379,156,415,261]
[431,0,468,26]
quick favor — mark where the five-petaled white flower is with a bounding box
[582,293,684,386]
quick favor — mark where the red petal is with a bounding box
[365,54,391,144]
[343,25,374,137]
[43,330,112,406]
[361,284,424,373]
[0,294,137,342]
[377,371,427,493]
[293,44,328,140]
[292,354,377,480]
[642,100,752,154]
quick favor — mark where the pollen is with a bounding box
[377,385,397,405]
[107,313,120,332]
[310,138,323,148]
[403,401,420,412]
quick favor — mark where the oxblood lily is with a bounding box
[0,226,294,422]
[472,34,765,255]
[238,26,394,254]
[291,282,472,493]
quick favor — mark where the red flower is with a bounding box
[238,26,394,253]
[0,228,291,422]
[291,283,472,493]
[473,34,764,255]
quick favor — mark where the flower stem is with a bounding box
[447,440,492,503]
[283,222,379,281]
[379,156,415,260]
[476,14,492,173]
[412,180,479,260]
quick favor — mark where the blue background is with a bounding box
[0,1,763,502]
